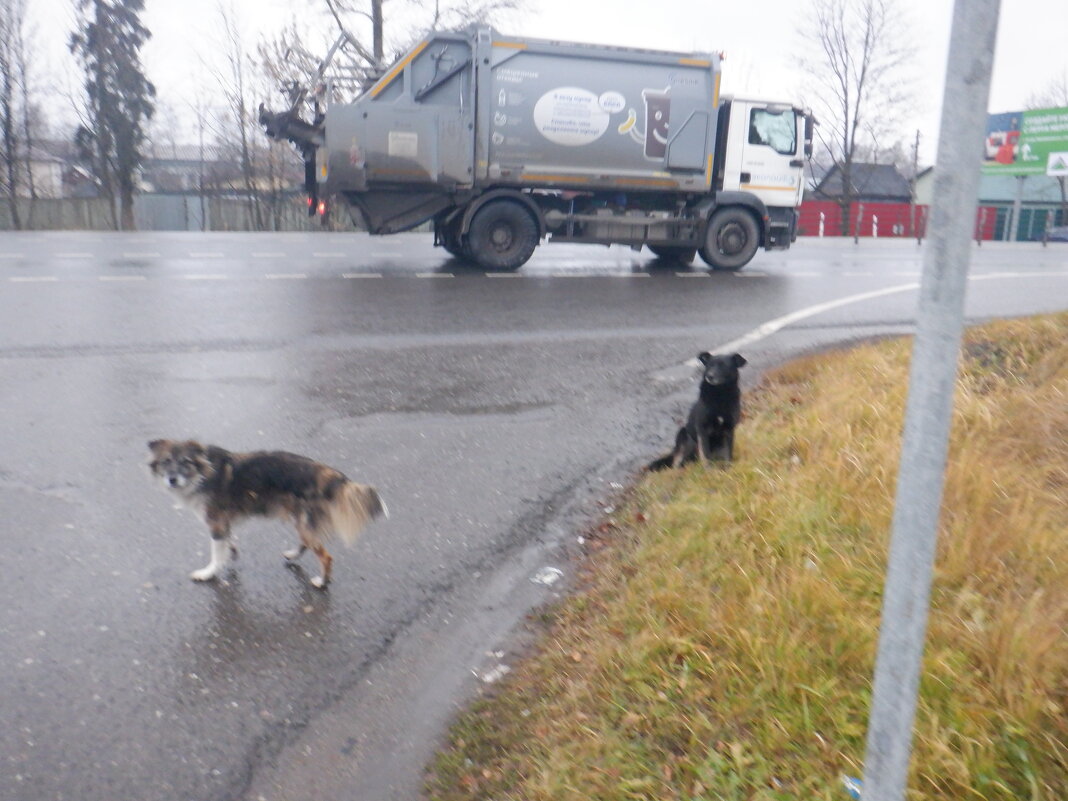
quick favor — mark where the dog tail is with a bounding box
[645,453,675,472]
[328,481,389,545]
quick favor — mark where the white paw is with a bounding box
[310,576,327,590]
[190,567,218,582]
[283,548,303,561]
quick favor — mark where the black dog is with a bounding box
[647,352,747,470]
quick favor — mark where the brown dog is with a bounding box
[148,439,387,588]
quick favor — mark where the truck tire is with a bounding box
[466,200,539,271]
[648,245,697,265]
[700,207,760,271]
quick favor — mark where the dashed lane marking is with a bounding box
[264,273,308,280]
[342,272,384,279]
[8,276,58,282]
[98,275,147,282]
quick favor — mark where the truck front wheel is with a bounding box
[700,207,760,271]
[466,200,539,271]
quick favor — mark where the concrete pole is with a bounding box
[859,1,1000,800]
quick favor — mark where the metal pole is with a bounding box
[1008,176,1025,241]
[860,1,1000,800]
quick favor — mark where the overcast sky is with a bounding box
[27,0,1068,163]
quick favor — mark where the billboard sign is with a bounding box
[981,106,1068,176]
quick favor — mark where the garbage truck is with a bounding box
[260,27,813,271]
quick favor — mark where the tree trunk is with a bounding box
[372,0,384,66]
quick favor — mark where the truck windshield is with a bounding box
[748,109,797,155]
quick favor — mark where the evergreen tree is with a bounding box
[69,0,155,230]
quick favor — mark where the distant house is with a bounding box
[809,162,913,204]
[9,145,66,198]
[799,162,917,237]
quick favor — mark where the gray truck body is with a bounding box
[261,27,812,270]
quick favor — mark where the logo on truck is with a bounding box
[534,86,672,161]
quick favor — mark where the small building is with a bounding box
[799,162,918,237]
[915,168,1066,241]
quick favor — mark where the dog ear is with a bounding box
[732,354,748,368]
[697,351,713,365]
[148,439,167,454]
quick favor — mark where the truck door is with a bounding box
[722,100,805,209]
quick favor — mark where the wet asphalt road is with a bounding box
[1,232,1065,801]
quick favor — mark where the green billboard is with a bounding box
[982,106,1068,176]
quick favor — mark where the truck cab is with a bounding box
[713,96,811,253]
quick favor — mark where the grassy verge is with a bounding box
[427,313,1068,801]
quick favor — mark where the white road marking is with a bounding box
[99,275,147,282]
[486,272,523,278]
[265,273,307,280]
[736,271,769,278]
[176,274,228,281]
[710,281,922,356]
[0,253,25,259]
[313,252,347,258]
[56,253,92,258]
[675,272,709,278]
[342,272,383,279]
[704,270,1065,358]
[253,252,285,258]
[9,276,58,282]
[122,252,161,259]
[188,252,225,258]
[417,272,453,278]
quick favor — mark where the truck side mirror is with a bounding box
[803,114,815,157]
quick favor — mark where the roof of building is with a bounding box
[811,162,912,201]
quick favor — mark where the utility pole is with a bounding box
[859,1,1001,800]
[911,130,920,242]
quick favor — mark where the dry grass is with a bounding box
[427,313,1068,801]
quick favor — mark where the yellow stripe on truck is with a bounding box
[369,41,429,98]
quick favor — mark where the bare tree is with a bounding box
[0,0,30,227]
[798,0,916,234]
[214,1,267,230]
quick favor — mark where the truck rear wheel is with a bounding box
[700,207,760,271]
[466,200,539,271]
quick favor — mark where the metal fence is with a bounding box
[0,193,361,232]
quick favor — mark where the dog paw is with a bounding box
[310,576,328,590]
[190,567,218,582]
[283,548,303,561]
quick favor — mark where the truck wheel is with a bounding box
[700,207,760,271]
[467,200,539,271]
[648,245,697,265]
